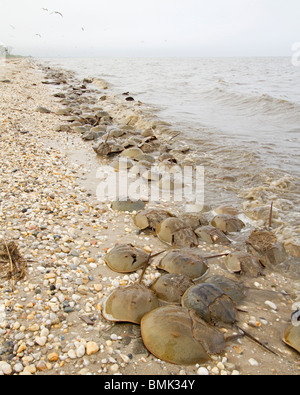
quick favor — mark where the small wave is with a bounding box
[203,87,300,120]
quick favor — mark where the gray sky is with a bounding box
[1,0,300,57]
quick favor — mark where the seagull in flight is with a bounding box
[35,34,42,38]
[51,11,63,17]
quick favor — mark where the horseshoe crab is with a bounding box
[224,251,264,277]
[214,205,241,216]
[93,140,124,156]
[180,213,209,230]
[104,244,149,273]
[157,250,208,280]
[156,218,198,248]
[102,284,159,324]
[282,324,300,354]
[141,306,226,365]
[111,199,146,212]
[121,147,144,160]
[182,283,278,355]
[181,283,237,326]
[134,209,175,232]
[211,215,245,234]
[195,225,231,245]
[246,229,286,266]
[150,273,194,304]
[203,275,246,304]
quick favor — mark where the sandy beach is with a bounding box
[0,58,299,376]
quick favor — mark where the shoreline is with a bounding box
[0,58,299,375]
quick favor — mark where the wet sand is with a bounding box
[0,58,299,376]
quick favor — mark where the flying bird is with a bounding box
[51,11,63,17]
[9,24,16,30]
[35,34,42,38]
[42,8,49,11]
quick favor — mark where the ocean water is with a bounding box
[43,57,300,176]
[41,57,300,242]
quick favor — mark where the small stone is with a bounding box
[13,363,24,373]
[86,341,99,355]
[94,283,103,292]
[68,349,77,359]
[264,301,277,310]
[76,344,86,358]
[0,361,12,375]
[29,323,40,332]
[144,246,152,253]
[110,363,119,373]
[197,367,209,375]
[17,343,27,353]
[23,365,36,375]
[35,336,47,346]
[78,285,89,295]
[36,360,47,372]
[211,367,219,375]
[48,352,59,362]
[248,358,259,366]
[120,354,130,363]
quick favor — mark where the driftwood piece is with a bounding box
[0,240,27,289]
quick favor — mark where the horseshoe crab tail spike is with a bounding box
[236,325,279,356]
[138,250,166,284]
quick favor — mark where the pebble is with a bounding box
[0,361,12,375]
[35,336,47,346]
[76,344,86,358]
[197,367,209,375]
[110,364,119,373]
[48,352,59,362]
[264,301,278,310]
[86,342,99,355]
[248,358,259,367]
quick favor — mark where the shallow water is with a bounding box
[43,57,300,176]
[41,57,300,248]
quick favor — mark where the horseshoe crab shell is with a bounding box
[156,218,198,248]
[93,141,124,156]
[102,284,159,324]
[180,213,209,230]
[211,215,245,234]
[224,251,264,277]
[134,209,175,232]
[141,306,226,365]
[181,283,237,325]
[121,147,144,160]
[195,225,231,245]
[150,273,194,304]
[104,244,149,273]
[157,250,209,280]
[282,324,300,354]
[246,230,286,267]
[203,275,246,304]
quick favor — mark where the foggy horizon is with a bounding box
[1,0,300,58]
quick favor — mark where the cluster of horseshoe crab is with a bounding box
[49,70,299,364]
[100,208,300,365]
